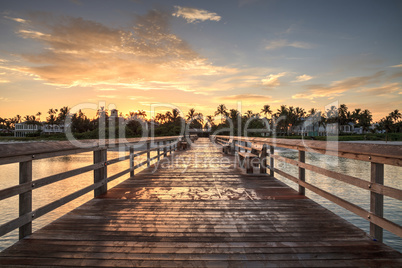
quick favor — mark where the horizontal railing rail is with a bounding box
[213,135,402,242]
[0,135,186,240]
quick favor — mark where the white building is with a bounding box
[42,124,66,135]
[14,123,41,137]
[14,122,67,137]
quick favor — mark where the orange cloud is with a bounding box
[359,83,400,96]
[14,10,225,90]
[292,71,385,100]
[218,94,275,104]
[292,74,313,83]
[261,72,287,87]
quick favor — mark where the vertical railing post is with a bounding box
[169,140,172,154]
[298,150,305,195]
[370,162,384,242]
[157,141,160,162]
[19,160,32,239]
[269,145,274,177]
[260,144,267,174]
[129,147,134,177]
[147,142,151,167]
[163,141,167,157]
[94,149,107,197]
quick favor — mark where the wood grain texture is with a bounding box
[1,138,401,267]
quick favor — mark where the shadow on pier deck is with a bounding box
[1,138,401,267]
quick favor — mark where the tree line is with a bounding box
[0,104,401,136]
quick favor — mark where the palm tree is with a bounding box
[36,112,42,122]
[308,108,316,117]
[47,108,58,125]
[274,105,289,135]
[261,105,272,119]
[338,104,349,126]
[171,109,180,122]
[57,106,70,124]
[214,104,228,124]
[14,115,21,124]
[245,110,254,119]
[155,113,163,124]
[360,109,372,133]
[390,109,401,123]
[352,108,362,125]
[186,108,196,122]
[205,115,215,128]
[137,110,147,119]
[165,111,173,123]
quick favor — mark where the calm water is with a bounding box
[0,146,401,252]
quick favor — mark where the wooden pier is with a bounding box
[0,137,401,267]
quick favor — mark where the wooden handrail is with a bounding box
[0,136,182,239]
[0,136,181,163]
[214,135,402,166]
[214,135,402,243]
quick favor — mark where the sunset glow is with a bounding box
[0,0,401,121]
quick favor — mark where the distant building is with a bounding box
[42,124,66,135]
[14,122,41,137]
[110,109,118,118]
[14,122,68,137]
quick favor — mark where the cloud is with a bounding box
[173,6,221,23]
[4,16,27,24]
[359,83,400,96]
[261,72,287,87]
[292,71,385,100]
[8,10,229,90]
[265,39,313,50]
[97,95,117,99]
[223,94,273,101]
[95,88,116,91]
[390,63,402,68]
[292,74,313,83]
[389,71,402,80]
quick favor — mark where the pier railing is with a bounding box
[0,136,184,240]
[214,135,402,242]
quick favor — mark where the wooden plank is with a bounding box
[298,150,305,195]
[19,161,32,239]
[370,162,384,242]
[147,142,150,167]
[93,149,107,197]
[129,147,134,177]
[269,145,274,177]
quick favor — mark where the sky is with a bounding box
[0,0,401,121]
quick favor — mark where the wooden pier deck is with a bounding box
[1,138,401,267]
